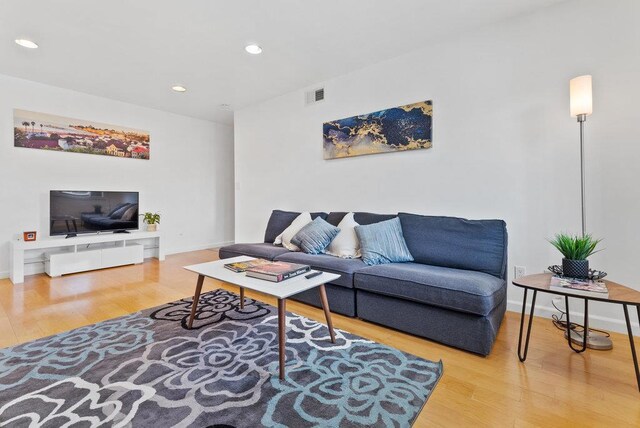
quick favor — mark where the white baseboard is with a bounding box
[164,240,234,255]
[506,299,639,335]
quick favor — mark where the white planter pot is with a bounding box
[146,224,158,232]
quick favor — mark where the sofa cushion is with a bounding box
[290,284,357,317]
[275,252,366,288]
[326,212,397,227]
[218,243,291,261]
[398,213,507,278]
[264,210,328,243]
[354,262,505,316]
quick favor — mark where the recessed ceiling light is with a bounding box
[15,39,38,49]
[245,44,262,55]
[219,104,231,110]
[171,85,187,93]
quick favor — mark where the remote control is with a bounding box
[305,271,322,279]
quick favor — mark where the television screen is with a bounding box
[50,190,139,236]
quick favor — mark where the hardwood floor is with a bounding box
[1,249,639,427]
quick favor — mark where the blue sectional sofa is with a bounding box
[219,210,508,355]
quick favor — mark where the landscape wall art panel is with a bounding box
[14,109,150,160]
[323,100,432,160]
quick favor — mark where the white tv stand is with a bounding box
[9,231,164,284]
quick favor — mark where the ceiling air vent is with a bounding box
[306,87,325,105]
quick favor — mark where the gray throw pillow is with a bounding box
[291,217,341,255]
[355,217,414,266]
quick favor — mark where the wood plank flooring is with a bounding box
[1,249,639,427]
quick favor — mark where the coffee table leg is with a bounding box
[278,298,286,380]
[623,304,640,392]
[188,274,205,329]
[318,284,336,343]
[517,288,536,362]
[239,286,245,309]
[565,296,588,353]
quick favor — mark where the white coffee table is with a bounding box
[184,255,341,380]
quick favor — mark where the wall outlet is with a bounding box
[514,265,526,279]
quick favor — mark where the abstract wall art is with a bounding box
[14,109,150,159]
[323,100,432,159]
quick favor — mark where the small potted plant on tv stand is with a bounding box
[549,233,602,278]
[141,212,160,232]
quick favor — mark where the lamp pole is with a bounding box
[578,113,587,237]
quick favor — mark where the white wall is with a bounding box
[0,74,235,277]
[234,0,640,332]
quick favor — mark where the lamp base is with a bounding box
[564,329,613,351]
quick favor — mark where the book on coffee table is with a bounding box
[223,258,271,273]
[246,261,311,282]
[549,275,609,298]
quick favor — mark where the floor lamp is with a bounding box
[569,75,592,237]
[568,75,612,350]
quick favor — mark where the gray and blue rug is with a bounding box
[0,289,442,427]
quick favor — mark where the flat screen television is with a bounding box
[50,190,139,236]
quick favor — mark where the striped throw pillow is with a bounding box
[355,217,414,265]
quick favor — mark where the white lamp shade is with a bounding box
[570,75,593,117]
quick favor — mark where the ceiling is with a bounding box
[0,0,566,125]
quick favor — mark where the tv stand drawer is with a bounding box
[102,244,144,268]
[45,244,144,277]
[46,250,102,276]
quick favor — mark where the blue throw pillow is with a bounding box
[355,217,414,266]
[291,217,341,254]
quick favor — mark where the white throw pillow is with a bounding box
[325,212,361,258]
[274,212,313,251]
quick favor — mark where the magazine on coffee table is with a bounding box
[246,261,310,282]
[223,258,271,273]
[550,275,609,298]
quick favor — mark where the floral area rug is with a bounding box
[0,289,442,427]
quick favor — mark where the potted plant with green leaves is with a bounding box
[548,233,602,279]
[141,212,160,232]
